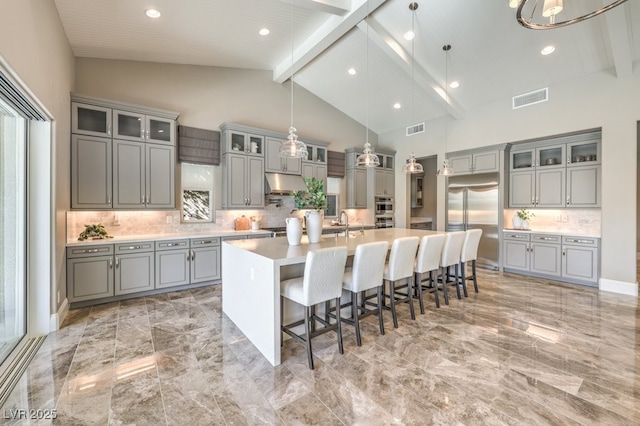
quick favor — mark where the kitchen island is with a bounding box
[222,228,442,366]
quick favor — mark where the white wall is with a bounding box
[381,67,640,295]
[0,0,75,315]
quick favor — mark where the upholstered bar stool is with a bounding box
[439,231,466,305]
[340,241,389,346]
[460,229,483,296]
[414,234,447,312]
[383,236,420,328]
[280,246,348,369]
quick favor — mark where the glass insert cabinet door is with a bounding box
[113,109,144,140]
[0,96,27,367]
[72,102,112,137]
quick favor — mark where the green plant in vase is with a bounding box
[516,208,535,229]
[78,223,114,241]
[290,177,326,243]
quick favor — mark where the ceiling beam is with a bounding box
[604,2,632,78]
[273,0,387,84]
[273,0,351,15]
[362,18,465,120]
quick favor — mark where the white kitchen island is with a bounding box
[222,228,442,366]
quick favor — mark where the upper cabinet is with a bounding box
[448,149,500,175]
[70,94,179,210]
[265,137,301,175]
[508,131,601,208]
[305,144,327,164]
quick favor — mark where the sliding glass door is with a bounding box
[0,97,27,366]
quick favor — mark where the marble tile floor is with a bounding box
[2,269,640,425]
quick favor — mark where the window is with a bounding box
[181,163,214,222]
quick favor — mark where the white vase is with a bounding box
[305,210,323,244]
[512,215,523,229]
[285,217,302,246]
[521,219,529,230]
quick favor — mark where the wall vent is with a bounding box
[406,122,425,136]
[512,87,548,109]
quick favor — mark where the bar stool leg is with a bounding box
[472,260,479,293]
[415,272,425,314]
[353,291,362,346]
[454,264,462,299]
[387,280,399,328]
[460,261,469,297]
[406,277,416,320]
[441,267,449,305]
[376,286,385,336]
[304,306,314,369]
[335,297,344,354]
[430,271,440,308]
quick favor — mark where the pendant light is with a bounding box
[355,4,380,167]
[402,2,424,175]
[515,0,628,30]
[280,0,308,159]
[438,44,454,176]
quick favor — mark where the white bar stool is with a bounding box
[340,241,389,346]
[439,231,466,305]
[280,246,348,369]
[383,236,420,328]
[414,234,447,312]
[460,229,483,296]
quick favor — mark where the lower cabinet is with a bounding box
[190,238,221,284]
[114,242,155,295]
[67,245,115,303]
[503,232,599,286]
[155,240,191,288]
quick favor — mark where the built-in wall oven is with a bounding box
[375,196,394,228]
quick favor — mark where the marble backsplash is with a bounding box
[503,208,601,236]
[66,196,369,241]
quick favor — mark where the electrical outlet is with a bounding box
[562,215,568,222]
[166,215,172,224]
[556,215,562,222]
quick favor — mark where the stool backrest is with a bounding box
[461,229,483,263]
[440,231,466,268]
[415,234,447,273]
[303,246,348,306]
[386,237,420,281]
[351,241,389,292]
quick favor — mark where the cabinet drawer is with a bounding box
[222,235,248,241]
[115,242,154,253]
[67,244,114,258]
[155,239,189,250]
[562,236,599,246]
[532,234,561,244]
[504,232,530,241]
[191,237,221,247]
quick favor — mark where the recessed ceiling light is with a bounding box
[404,31,415,41]
[145,9,161,19]
[259,28,270,36]
[449,81,460,89]
[347,68,357,75]
[393,103,402,109]
[541,45,556,55]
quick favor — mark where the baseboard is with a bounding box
[49,298,69,332]
[599,278,639,297]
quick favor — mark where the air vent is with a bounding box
[513,88,548,109]
[406,122,425,136]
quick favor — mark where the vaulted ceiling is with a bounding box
[53,0,639,135]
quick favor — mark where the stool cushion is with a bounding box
[281,276,305,305]
[343,241,388,293]
[383,237,419,281]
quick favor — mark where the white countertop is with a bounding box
[66,229,272,247]
[503,229,600,238]
[410,217,433,224]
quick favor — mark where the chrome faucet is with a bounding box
[339,210,349,232]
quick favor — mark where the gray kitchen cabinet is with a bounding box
[509,171,535,208]
[71,135,113,209]
[561,236,599,286]
[374,169,394,196]
[502,232,530,272]
[566,165,600,207]
[113,109,175,145]
[112,140,175,209]
[190,238,221,284]
[305,144,327,164]
[222,129,264,156]
[529,234,562,277]
[509,162,565,208]
[66,245,114,303]
[265,137,301,174]
[155,240,190,288]
[114,242,154,295]
[72,102,113,138]
[222,153,264,209]
[346,168,367,208]
[302,162,327,191]
[448,150,499,175]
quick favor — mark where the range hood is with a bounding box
[264,173,307,195]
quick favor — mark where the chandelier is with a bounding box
[514,0,629,30]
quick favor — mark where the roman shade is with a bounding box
[327,150,346,178]
[177,125,220,165]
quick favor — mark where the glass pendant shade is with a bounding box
[402,153,424,174]
[356,142,380,167]
[280,126,308,158]
[439,159,453,176]
[517,0,627,29]
[542,0,563,18]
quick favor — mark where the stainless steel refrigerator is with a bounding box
[446,172,499,270]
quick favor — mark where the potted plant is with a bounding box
[78,223,114,241]
[291,177,326,243]
[516,208,535,229]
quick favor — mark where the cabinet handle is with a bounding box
[567,239,590,244]
[107,195,111,205]
[109,258,113,268]
[146,130,150,140]
[147,196,150,204]
[566,197,570,205]
[141,129,145,139]
[198,240,213,244]
[538,237,554,241]
[562,248,566,256]
[191,250,195,261]
[83,248,100,253]
[107,124,111,136]
[115,258,119,268]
